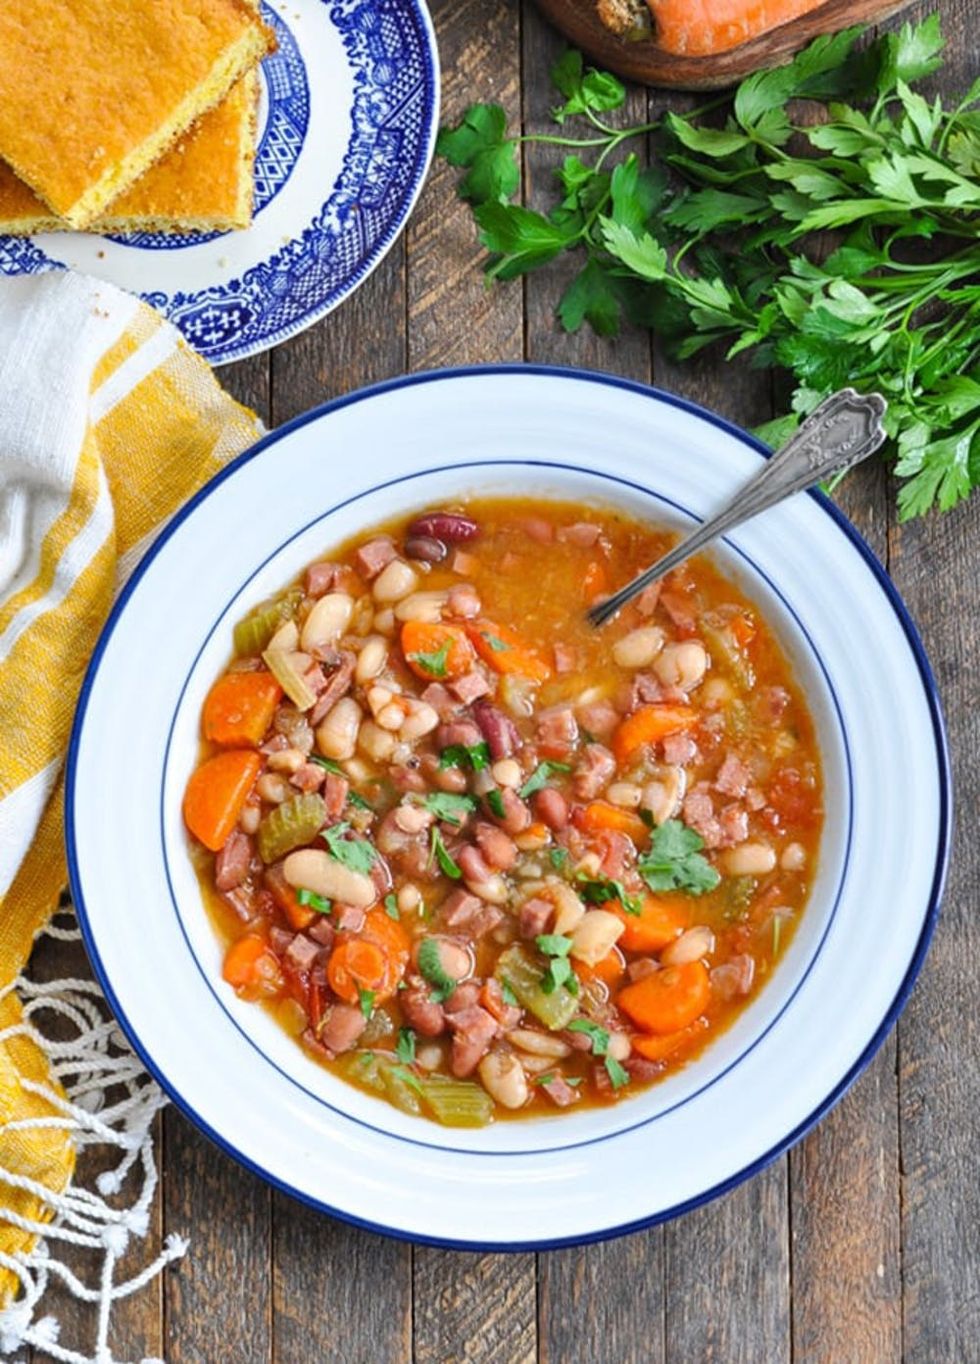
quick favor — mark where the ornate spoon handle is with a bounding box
[588,387,888,627]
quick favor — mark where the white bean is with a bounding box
[607,1031,631,1062]
[416,1044,443,1071]
[547,881,587,935]
[467,873,509,905]
[366,684,394,717]
[348,595,375,637]
[507,1029,571,1059]
[255,773,289,804]
[781,841,806,871]
[372,559,418,603]
[654,640,708,691]
[376,702,406,732]
[394,803,431,834]
[661,925,715,967]
[397,883,422,913]
[343,757,372,784]
[613,626,665,670]
[491,758,522,788]
[239,803,261,835]
[283,848,376,907]
[394,589,449,623]
[315,696,362,761]
[701,677,733,709]
[266,747,305,774]
[723,841,777,876]
[478,1052,528,1109]
[640,768,686,826]
[300,592,353,652]
[399,702,440,742]
[570,910,624,966]
[607,781,642,809]
[355,636,388,684]
[373,607,396,636]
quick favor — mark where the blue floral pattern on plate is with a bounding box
[0,0,438,365]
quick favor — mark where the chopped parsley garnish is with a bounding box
[566,1019,631,1089]
[296,888,332,914]
[348,789,373,812]
[384,893,400,921]
[429,827,462,879]
[637,819,721,895]
[396,1027,416,1065]
[519,760,572,799]
[604,1056,630,1090]
[358,987,375,1020]
[500,979,519,1008]
[486,788,506,819]
[391,1064,424,1095]
[439,742,492,772]
[578,877,642,915]
[424,791,477,826]
[417,937,456,1003]
[407,640,452,678]
[536,934,577,995]
[309,756,345,775]
[321,821,377,874]
[549,847,569,871]
[533,1072,583,1087]
[482,632,510,653]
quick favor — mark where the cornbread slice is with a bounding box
[0,70,259,235]
[0,0,273,228]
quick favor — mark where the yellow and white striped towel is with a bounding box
[0,272,261,1307]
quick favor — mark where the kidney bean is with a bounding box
[473,701,521,760]
[474,821,518,871]
[408,512,480,543]
[532,787,568,832]
[404,535,448,563]
[458,843,493,883]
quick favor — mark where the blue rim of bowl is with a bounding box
[65,364,952,1251]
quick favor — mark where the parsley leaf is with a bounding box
[567,1018,610,1054]
[384,892,400,921]
[321,822,377,874]
[604,1055,631,1090]
[407,640,451,678]
[296,888,332,914]
[500,979,519,1007]
[439,742,492,771]
[429,827,462,879]
[536,934,577,995]
[391,1064,425,1095]
[309,756,345,775]
[519,761,572,799]
[435,103,520,205]
[638,820,721,895]
[486,788,506,819]
[423,792,477,826]
[358,988,375,1020]
[549,847,570,871]
[578,877,643,915]
[396,1027,416,1065]
[417,938,456,1003]
[348,790,373,812]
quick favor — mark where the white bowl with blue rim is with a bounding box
[0,0,439,365]
[66,367,950,1249]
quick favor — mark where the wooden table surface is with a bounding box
[41,0,979,1359]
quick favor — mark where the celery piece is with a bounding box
[494,944,578,1032]
[262,647,317,711]
[383,1065,423,1117]
[702,621,755,691]
[257,793,326,864]
[419,1075,493,1128]
[339,1051,387,1094]
[233,589,302,657]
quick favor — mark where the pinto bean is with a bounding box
[458,843,493,883]
[408,512,480,543]
[532,787,568,831]
[319,1003,367,1055]
[475,821,518,871]
[493,786,532,835]
[405,535,448,562]
[473,701,521,760]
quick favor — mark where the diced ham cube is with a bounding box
[717,803,748,847]
[553,643,580,674]
[320,771,349,818]
[333,904,366,932]
[283,934,320,974]
[448,1005,498,1077]
[659,589,698,637]
[536,706,578,757]
[755,685,790,725]
[715,752,751,798]
[449,670,490,704]
[540,1075,580,1107]
[480,979,522,1029]
[215,830,252,892]
[577,700,619,739]
[305,562,339,598]
[636,582,662,616]
[290,762,327,794]
[683,787,724,849]
[523,517,554,543]
[310,652,355,725]
[573,743,615,799]
[353,537,397,580]
[452,549,478,575]
[711,954,756,1001]
[557,522,601,547]
[308,918,335,949]
[444,981,482,1014]
[436,719,484,751]
[420,683,460,722]
[597,830,634,880]
[519,896,554,939]
[446,584,482,619]
[662,732,698,765]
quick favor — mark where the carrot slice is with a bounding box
[617,960,710,1034]
[579,801,648,844]
[611,895,687,953]
[265,863,316,932]
[184,750,261,852]
[361,908,411,999]
[203,671,282,747]
[631,1020,706,1061]
[223,935,282,998]
[612,703,698,762]
[401,621,475,681]
[327,940,389,1005]
[576,944,626,988]
[466,620,551,682]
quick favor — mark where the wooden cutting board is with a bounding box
[532,0,918,88]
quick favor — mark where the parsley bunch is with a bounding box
[437,16,980,520]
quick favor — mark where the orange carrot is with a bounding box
[327,939,389,1005]
[361,909,411,999]
[203,671,282,747]
[265,864,316,932]
[611,895,688,953]
[612,703,698,762]
[582,560,609,603]
[580,800,648,844]
[617,961,710,1034]
[223,935,282,998]
[631,1020,706,1061]
[401,621,475,681]
[183,750,261,852]
[576,944,626,988]
[466,620,551,682]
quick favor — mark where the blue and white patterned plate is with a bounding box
[0,0,439,365]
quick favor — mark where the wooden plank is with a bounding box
[413,1251,536,1364]
[539,1233,665,1364]
[405,0,523,370]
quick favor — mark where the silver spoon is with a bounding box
[588,387,888,628]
